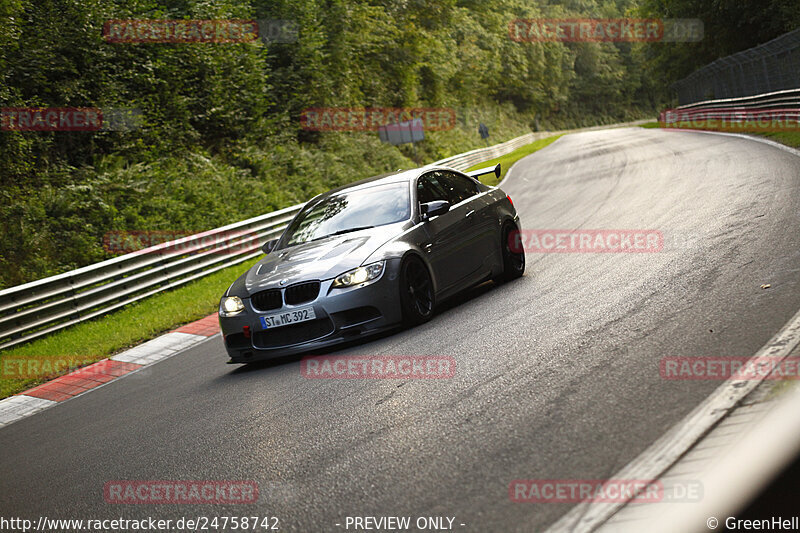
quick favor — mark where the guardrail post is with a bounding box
[69,276,81,321]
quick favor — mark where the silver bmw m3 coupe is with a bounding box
[218,163,524,363]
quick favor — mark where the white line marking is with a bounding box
[544,304,800,533]
[0,333,216,430]
[601,385,800,533]
[0,395,57,428]
[111,332,205,364]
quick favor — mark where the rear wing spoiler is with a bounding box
[465,163,501,180]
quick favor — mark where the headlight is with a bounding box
[332,261,385,288]
[219,296,245,316]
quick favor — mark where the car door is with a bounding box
[417,171,471,293]
[435,170,493,279]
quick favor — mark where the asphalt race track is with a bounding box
[2,127,800,532]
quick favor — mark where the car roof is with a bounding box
[307,165,471,205]
[311,168,418,200]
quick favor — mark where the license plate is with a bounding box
[260,306,316,329]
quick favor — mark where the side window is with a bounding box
[437,171,479,205]
[417,174,449,204]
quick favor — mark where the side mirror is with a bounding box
[420,200,450,220]
[262,238,279,254]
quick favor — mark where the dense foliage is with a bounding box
[638,0,800,89]
[1,0,795,288]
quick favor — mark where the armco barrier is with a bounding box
[0,119,645,350]
[431,132,539,170]
[673,87,800,112]
[671,28,800,105]
[659,88,800,131]
[0,206,300,350]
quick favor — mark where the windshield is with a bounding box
[281,182,410,246]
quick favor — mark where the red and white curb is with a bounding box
[0,313,220,429]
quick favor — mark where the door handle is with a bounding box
[466,210,475,218]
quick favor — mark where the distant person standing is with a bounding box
[478,122,489,145]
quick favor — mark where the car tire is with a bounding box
[399,255,434,326]
[495,223,525,283]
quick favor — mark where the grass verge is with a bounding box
[465,134,564,186]
[756,131,800,149]
[0,257,259,399]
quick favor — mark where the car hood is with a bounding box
[243,225,402,294]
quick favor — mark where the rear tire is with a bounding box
[399,255,434,326]
[495,223,525,283]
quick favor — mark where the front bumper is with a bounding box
[219,258,403,363]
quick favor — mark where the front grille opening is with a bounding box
[284,281,320,305]
[251,289,282,311]
[331,306,382,328]
[253,318,334,348]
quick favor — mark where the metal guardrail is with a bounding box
[672,28,800,105]
[431,132,539,170]
[674,87,800,111]
[0,205,301,350]
[659,88,800,127]
[0,131,553,351]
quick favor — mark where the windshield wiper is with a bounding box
[308,226,375,243]
[329,225,374,236]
